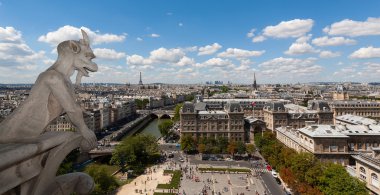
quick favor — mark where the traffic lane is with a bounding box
[187,156,252,167]
[260,172,286,195]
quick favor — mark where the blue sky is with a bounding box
[1,0,380,84]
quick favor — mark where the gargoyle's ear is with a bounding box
[69,40,81,54]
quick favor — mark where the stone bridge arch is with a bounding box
[159,114,171,119]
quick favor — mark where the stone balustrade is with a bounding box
[0,131,94,195]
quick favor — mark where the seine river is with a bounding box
[139,118,161,139]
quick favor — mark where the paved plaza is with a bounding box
[116,164,172,195]
[179,164,268,195]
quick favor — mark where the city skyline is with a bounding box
[1,0,380,84]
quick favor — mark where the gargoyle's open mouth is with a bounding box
[78,66,97,77]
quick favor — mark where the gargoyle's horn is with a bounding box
[81,29,90,45]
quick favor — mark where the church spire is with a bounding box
[253,72,257,90]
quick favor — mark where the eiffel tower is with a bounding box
[138,72,143,85]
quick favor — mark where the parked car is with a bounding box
[271,170,278,178]
[275,177,282,185]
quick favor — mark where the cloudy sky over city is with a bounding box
[0,0,380,84]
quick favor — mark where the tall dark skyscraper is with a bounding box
[253,72,257,90]
[139,72,143,85]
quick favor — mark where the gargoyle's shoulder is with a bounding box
[38,70,65,84]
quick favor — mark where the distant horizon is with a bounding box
[1,81,379,86]
[1,1,380,84]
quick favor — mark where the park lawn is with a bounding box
[156,170,182,189]
[102,164,121,175]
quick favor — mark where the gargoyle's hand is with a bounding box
[79,128,97,152]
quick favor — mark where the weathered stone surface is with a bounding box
[0,30,97,195]
[0,30,97,151]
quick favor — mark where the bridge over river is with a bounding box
[89,112,167,158]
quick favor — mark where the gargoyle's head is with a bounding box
[56,30,98,85]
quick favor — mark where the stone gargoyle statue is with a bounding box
[0,30,97,151]
[0,30,98,195]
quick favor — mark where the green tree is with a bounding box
[227,141,237,156]
[173,103,183,122]
[180,134,197,153]
[135,99,150,109]
[197,143,206,154]
[111,134,159,174]
[236,141,246,154]
[317,163,367,195]
[185,94,194,101]
[84,164,119,195]
[158,119,173,137]
[217,137,229,153]
[290,152,318,183]
[220,85,229,93]
[246,144,256,156]
[57,149,80,175]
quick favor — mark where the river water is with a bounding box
[139,118,161,139]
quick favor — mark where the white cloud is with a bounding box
[0,26,48,83]
[323,17,380,37]
[247,29,255,38]
[285,35,319,55]
[176,56,195,66]
[0,26,22,42]
[319,50,341,58]
[93,48,126,60]
[262,19,314,38]
[180,46,198,52]
[349,46,380,59]
[136,37,143,41]
[150,47,185,62]
[178,23,183,27]
[127,47,187,67]
[217,48,265,58]
[178,68,194,73]
[16,65,37,70]
[198,43,222,55]
[249,19,313,43]
[126,54,153,66]
[234,59,252,71]
[196,58,233,68]
[259,57,322,76]
[38,25,126,46]
[0,34,45,68]
[312,36,356,46]
[150,33,160,38]
[252,35,266,43]
[43,59,55,65]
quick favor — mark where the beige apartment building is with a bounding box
[180,101,245,142]
[352,149,380,194]
[329,100,380,121]
[202,98,290,119]
[263,101,334,131]
[276,123,380,166]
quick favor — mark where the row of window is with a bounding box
[359,167,379,188]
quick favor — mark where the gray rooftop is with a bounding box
[336,114,378,125]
